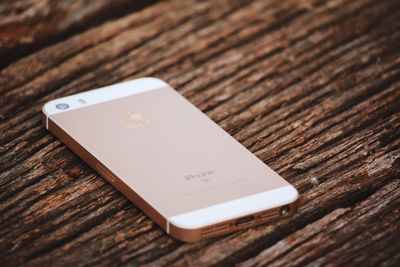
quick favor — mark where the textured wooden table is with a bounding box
[1,0,400,266]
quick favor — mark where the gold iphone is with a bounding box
[42,78,299,242]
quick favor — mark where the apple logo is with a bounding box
[120,111,150,129]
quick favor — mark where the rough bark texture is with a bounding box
[0,0,157,68]
[0,0,399,266]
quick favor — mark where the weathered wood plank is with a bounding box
[0,0,399,266]
[238,179,400,267]
[0,0,157,68]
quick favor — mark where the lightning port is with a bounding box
[235,216,255,226]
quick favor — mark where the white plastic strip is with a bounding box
[167,185,298,230]
[42,77,168,121]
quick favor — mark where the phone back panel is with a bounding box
[50,86,288,218]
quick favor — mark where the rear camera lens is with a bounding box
[56,103,69,110]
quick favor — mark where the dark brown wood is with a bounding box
[239,180,400,267]
[0,0,157,68]
[0,0,399,266]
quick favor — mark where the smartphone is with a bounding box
[42,77,299,242]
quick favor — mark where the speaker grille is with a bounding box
[201,222,231,238]
[258,210,279,221]
[200,209,281,238]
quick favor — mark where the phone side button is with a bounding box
[95,163,116,183]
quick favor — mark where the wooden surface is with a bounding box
[1,0,400,266]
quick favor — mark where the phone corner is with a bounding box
[41,99,60,118]
[41,100,51,116]
[168,222,202,243]
[286,184,300,202]
[41,101,55,130]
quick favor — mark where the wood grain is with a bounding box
[0,0,399,266]
[0,0,156,68]
[239,180,400,267]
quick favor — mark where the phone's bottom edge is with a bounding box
[169,199,300,242]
